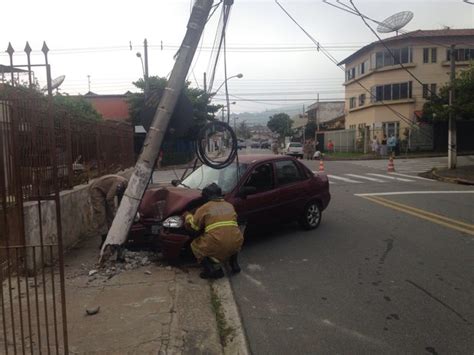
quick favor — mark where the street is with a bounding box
[230,156,474,354]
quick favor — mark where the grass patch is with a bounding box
[210,284,235,347]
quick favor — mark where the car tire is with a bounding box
[300,201,322,230]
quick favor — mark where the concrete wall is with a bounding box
[23,169,133,272]
[23,184,94,272]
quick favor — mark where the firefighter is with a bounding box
[90,174,128,249]
[183,183,244,279]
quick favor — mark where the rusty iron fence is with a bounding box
[0,41,134,354]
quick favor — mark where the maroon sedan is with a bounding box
[129,155,330,260]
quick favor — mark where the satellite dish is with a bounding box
[377,11,414,34]
[42,75,66,92]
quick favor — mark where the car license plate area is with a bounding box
[151,225,161,235]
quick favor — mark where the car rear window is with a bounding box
[289,143,302,148]
[275,160,304,185]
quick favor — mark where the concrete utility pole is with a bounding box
[100,0,215,260]
[448,44,457,169]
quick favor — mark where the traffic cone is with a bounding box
[319,159,325,172]
[387,156,395,172]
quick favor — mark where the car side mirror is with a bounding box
[171,179,180,187]
[239,186,257,198]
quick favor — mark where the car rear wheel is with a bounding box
[300,201,322,230]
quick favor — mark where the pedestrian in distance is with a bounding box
[327,139,335,153]
[380,134,388,156]
[371,136,379,156]
[308,139,316,160]
[387,134,396,156]
[303,140,310,160]
[90,174,128,250]
[183,183,244,279]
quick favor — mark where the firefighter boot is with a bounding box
[229,253,241,274]
[200,257,224,279]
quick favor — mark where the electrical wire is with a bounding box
[274,0,434,142]
[195,121,238,169]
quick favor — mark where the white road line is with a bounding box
[389,172,433,181]
[345,174,386,182]
[355,190,474,197]
[367,173,413,182]
[328,175,362,183]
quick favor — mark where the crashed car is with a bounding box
[128,155,331,260]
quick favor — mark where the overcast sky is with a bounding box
[1,0,473,113]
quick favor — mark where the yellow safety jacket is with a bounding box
[184,198,243,263]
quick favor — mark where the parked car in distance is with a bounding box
[250,142,261,149]
[128,155,331,261]
[237,139,247,150]
[260,142,271,149]
[285,142,303,158]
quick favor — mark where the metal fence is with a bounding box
[1,97,134,353]
[323,129,357,152]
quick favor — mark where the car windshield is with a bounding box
[182,163,248,193]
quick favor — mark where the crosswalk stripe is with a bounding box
[367,173,414,182]
[345,174,386,182]
[328,175,362,183]
[389,172,433,181]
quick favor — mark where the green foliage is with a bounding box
[304,121,317,139]
[236,121,252,139]
[127,76,222,126]
[423,64,474,121]
[267,112,293,138]
[53,94,102,121]
[0,85,102,121]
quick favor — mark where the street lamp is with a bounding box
[210,73,243,126]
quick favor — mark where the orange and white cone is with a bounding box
[319,159,325,172]
[387,156,395,172]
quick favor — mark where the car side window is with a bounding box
[243,163,274,193]
[275,160,303,186]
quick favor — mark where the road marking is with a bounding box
[345,174,386,182]
[360,195,474,236]
[327,174,362,183]
[355,190,474,197]
[367,173,413,182]
[389,172,433,181]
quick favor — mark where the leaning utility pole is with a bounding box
[448,44,456,169]
[100,0,215,260]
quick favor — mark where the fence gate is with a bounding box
[1,87,69,352]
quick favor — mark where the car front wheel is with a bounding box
[300,202,322,230]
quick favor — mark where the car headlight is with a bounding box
[134,212,141,223]
[162,216,184,229]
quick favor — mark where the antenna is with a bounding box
[377,11,414,35]
[42,75,65,93]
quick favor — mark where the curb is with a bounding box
[212,276,250,355]
[431,169,474,185]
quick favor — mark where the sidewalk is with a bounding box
[64,236,224,354]
[430,165,474,185]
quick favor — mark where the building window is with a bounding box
[422,84,429,98]
[359,94,366,106]
[360,62,365,75]
[349,124,356,130]
[382,122,400,138]
[374,47,412,69]
[431,48,437,63]
[372,81,412,102]
[349,97,357,109]
[423,48,429,63]
[430,83,437,96]
[447,48,474,61]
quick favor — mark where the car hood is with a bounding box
[138,186,203,220]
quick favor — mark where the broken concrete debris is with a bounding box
[85,306,100,316]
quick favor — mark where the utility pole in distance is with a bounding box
[100,0,215,260]
[448,44,456,169]
[144,38,150,96]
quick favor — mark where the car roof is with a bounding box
[236,154,297,165]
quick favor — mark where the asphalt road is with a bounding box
[231,158,474,354]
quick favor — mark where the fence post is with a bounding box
[65,113,73,189]
[95,123,101,175]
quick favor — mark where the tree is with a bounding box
[267,113,293,139]
[127,76,222,126]
[304,121,317,140]
[422,64,474,121]
[53,94,102,121]
[236,121,252,139]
